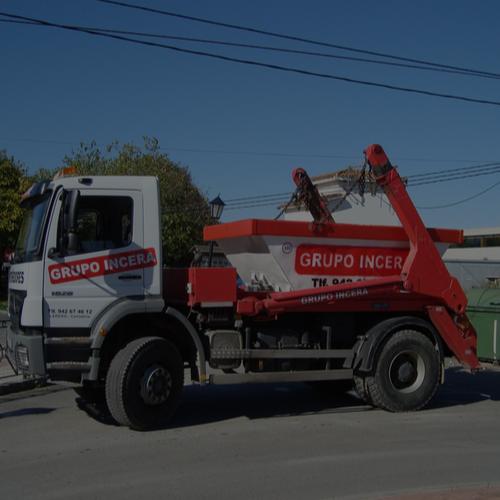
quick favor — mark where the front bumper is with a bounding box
[6,325,46,377]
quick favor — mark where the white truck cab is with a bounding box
[7,175,164,382]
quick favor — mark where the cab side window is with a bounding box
[73,196,133,254]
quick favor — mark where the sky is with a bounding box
[1,0,500,229]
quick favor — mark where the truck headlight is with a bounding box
[16,345,29,369]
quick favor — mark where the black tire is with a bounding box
[353,375,372,405]
[74,383,105,404]
[105,337,184,431]
[366,329,440,412]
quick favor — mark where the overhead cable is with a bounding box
[224,163,500,206]
[1,17,497,80]
[416,180,500,209]
[98,0,500,79]
[2,136,497,164]
[1,11,500,106]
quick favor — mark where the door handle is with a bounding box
[118,274,141,281]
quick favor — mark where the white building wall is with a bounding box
[284,178,401,226]
[444,241,500,291]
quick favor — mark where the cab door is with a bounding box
[43,188,147,330]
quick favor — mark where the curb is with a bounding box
[0,377,47,396]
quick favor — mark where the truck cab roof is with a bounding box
[50,175,159,191]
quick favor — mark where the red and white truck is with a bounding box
[6,145,479,430]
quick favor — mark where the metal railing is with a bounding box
[0,319,8,363]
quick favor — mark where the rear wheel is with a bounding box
[105,337,184,430]
[366,329,440,412]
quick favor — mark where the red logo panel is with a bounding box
[48,247,157,284]
[295,245,407,276]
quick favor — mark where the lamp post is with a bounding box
[208,195,225,267]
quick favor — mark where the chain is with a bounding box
[275,163,369,220]
[329,162,368,214]
[274,188,300,220]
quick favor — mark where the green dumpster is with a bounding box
[467,288,500,363]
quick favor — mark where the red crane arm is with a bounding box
[238,145,479,369]
[292,168,334,224]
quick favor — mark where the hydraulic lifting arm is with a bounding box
[292,168,335,224]
[363,144,479,369]
[239,145,479,369]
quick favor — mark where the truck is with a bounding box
[5,144,480,430]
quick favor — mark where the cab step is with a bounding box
[44,337,91,346]
[46,361,91,372]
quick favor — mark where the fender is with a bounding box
[165,306,208,384]
[84,296,164,380]
[352,316,444,373]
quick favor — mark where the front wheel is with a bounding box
[105,337,184,430]
[74,383,105,404]
[366,329,441,412]
[353,375,372,405]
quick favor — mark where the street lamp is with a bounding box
[209,195,225,221]
[208,195,225,267]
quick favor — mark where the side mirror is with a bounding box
[61,189,80,255]
[48,247,58,259]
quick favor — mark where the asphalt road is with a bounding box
[1,367,500,500]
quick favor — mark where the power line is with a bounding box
[225,170,500,210]
[2,17,497,80]
[224,163,500,206]
[98,0,500,80]
[160,146,358,160]
[408,166,500,187]
[2,11,500,107]
[405,161,500,179]
[225,199,290,211]
[225,191,292,207]
[2,137,497,165]
[129,176,500,212]
[416,179,500,209]
[2,135,498,206]
[227,168,500,207]
[5,141,496,206]
[225,192,291,203]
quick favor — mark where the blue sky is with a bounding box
[1,0,499,228]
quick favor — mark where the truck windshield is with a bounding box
[14,192,52,263]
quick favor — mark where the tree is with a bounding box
[62,138,211,266]
[0,151,30,253]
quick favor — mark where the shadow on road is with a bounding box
[430,366,500,409]
[74,366,500,430]
[75,383,372,429]
[0,407,56,420]
[171,383,371,428]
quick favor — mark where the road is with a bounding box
[1,367,500,500]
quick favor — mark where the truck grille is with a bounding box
[8,289,26,332]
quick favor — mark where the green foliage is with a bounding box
[0,151,30,251]
[63,139,211,266]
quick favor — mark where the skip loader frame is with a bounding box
[196,145,478,386]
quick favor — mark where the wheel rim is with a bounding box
[388,350,425,394]
[139,364,172,405]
